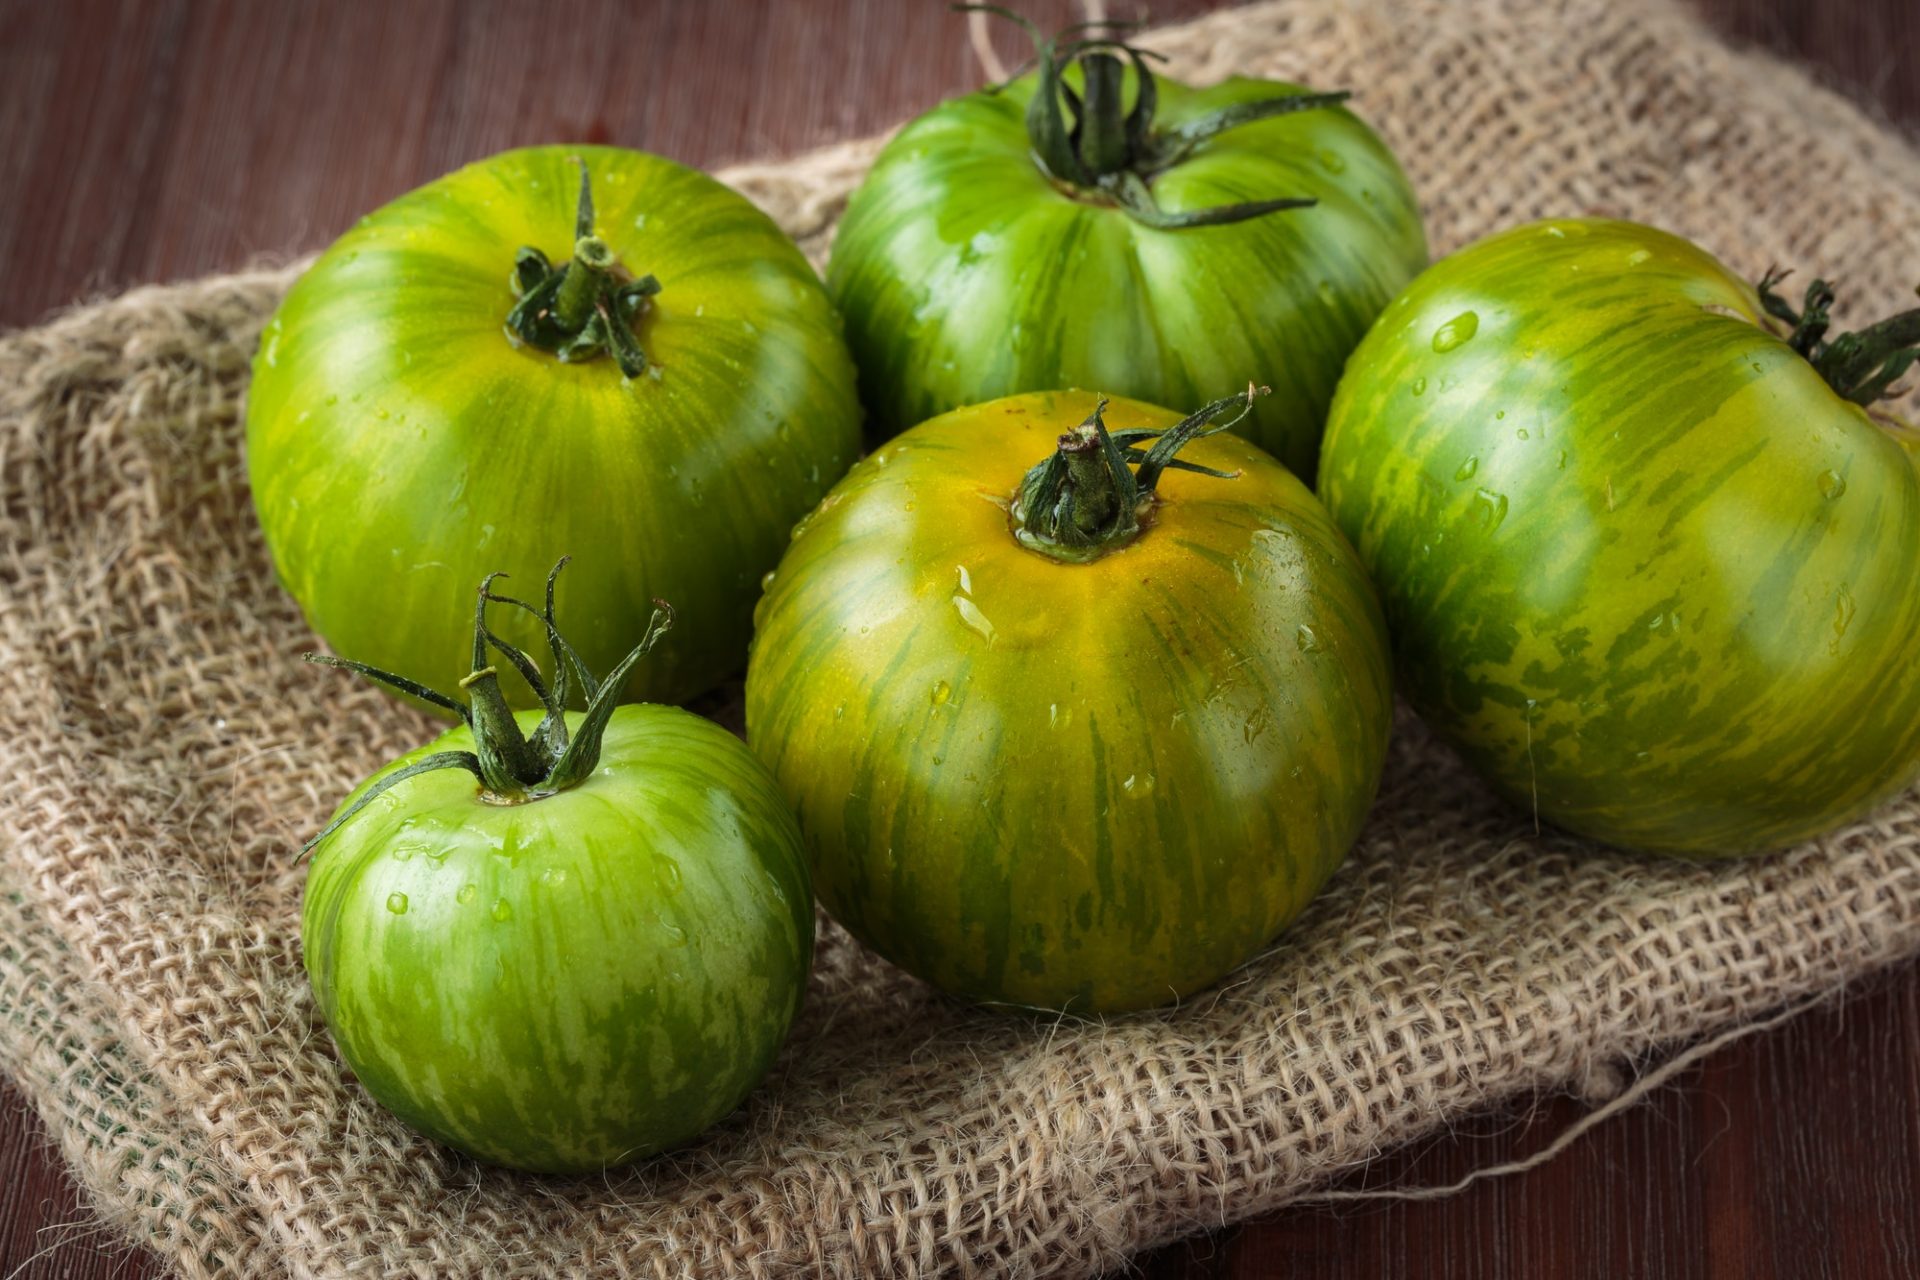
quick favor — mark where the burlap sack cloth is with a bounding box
[5,0,1920,1274]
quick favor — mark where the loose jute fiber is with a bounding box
[5,0,1920,1275]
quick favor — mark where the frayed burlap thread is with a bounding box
[5,0,1920,1275]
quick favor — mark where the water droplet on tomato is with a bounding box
[539,867,567,888]
[1818,470,1847,500]
[491,897,512,922]
[385,892,408,915]
[833,702,846,720]
[953,594,995,644]
[930,680,952,706]
[1432,311,1479,353]
[1296,624,1321,652]
[661,919,689,947]
[1049,704,1073,731]
[1317,148,1347,173]
[457,884,477,905]
[655,854,682,894]
[1411,377,1428,397]
[1516,428,1530,440]
[1475,488,1510,531]
[1123,773,1156,799]
[1626,248,1652,266]
[1454,455,1480,481]
[759,570,776,592]
[1833,586,1856,651]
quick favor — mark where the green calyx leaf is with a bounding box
[503,159,662,378]
[1757,270,1920,408]
[300,559,675,854]
[957,4,1346,229]
[1010,387,1265,563]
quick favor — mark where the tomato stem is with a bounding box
[299,560,675,854]
[461,575,547,796]
[1078,51,1131,176]
[553,236,616,332]
[1010,388,1263,563]
[957,4,1344,229]
[1758,271,1920,407]
[503,159,662,379]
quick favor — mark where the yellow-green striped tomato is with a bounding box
[302,581,812,1174]
[1319,218,1920,856]
[745,391,1393,1012]
[248,145,860,708]
[826,20,1425,476]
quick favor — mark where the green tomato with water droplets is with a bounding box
[249,145,861,710]
[1319,218,1920,855]
[746,391,1392,1013]
[827,13,1424,475]
[301,576,813,1173]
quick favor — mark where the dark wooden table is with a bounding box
[3,2,1917,1276]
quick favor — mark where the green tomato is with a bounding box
[1319,218,1920,856]
[248,145,861,708]
[302,579,813,1174]
[827,24,1425,476]
[746,391,1392,1012]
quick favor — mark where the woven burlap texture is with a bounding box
[5,0,1920,1275]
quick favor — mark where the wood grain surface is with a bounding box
[3,2,1918,1277]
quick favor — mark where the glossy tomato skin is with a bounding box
[827,76,1427,476]
[301,707,813,1173]
[249,145,861,708]
[1319,218,1920,856]
[745,392,1393,1012]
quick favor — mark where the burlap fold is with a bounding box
[4,0,1920,1275]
